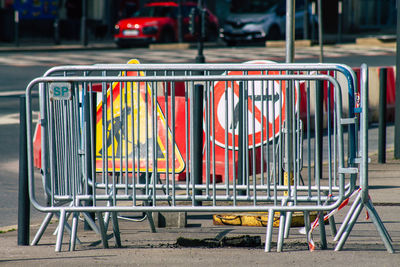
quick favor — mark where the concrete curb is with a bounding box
[266,39,313,48]
[355,37,396,47]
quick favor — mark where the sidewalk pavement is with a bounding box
[0,151,399,266]
[0,33,396,53]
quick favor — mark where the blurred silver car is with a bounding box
[221,0,316,46]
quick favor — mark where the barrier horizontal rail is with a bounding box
[25,62,392,253]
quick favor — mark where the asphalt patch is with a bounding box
[176,235,261,248]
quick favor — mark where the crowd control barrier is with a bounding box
[25,62,393,252]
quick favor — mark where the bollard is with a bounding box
[18,95,30,245]
[378,68,387,163]
[192,84,203,206]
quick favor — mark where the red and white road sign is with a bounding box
[209,60,298,150]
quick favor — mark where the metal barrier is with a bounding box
[25,62,393,252]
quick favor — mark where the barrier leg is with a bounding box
[334,193,362,241]
[111,212,121,247]
[82,212,100,234]
[69,212,79,251]
[97,212,109,248]
[104,211,111,230]
[264,209,275,252]
[329,215,337,237]
[277,211,286,252]
[31,212,53,245]
[334,200,364,251]
[318,212,327,249]
[55,210,66,252]
[365,201,394,253]
[147,212,156,233]
[284,211,293,238]
[303,211,311,244]
[366,199,392,243]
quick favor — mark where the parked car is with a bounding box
[220,0,316,46]
[114,1,219,47]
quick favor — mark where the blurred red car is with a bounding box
[114,1,219,47]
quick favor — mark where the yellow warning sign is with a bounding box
[95,59,185,173]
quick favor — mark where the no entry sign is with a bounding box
[209,60,298,150]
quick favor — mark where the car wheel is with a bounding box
[267,25,281,40]
[159,28,175,43]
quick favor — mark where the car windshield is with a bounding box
[133,6,176,18]
[230,0,279,13]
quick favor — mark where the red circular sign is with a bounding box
[207,61,298,150]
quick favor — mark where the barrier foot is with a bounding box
[69,212,79,251]
[31,212,53,246]
[367,199,392,243]
[97,212,109,249]
[334,193,362,241]
[334,200,364,251]
[55,210,66,252]
[365,200,394,253]
[264,209,275,252]
[276,211,286,252]
[52,212,82,245]
[111,212,122,247]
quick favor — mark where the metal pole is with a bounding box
[303,0,309,40]
[18,95,30,245]
[286,0,295,63]
[311,1,316,43]
[54,4,60,45]
[285,0,294,177]
[378,68,387,163]
[84,88,94,230]
[315,81,323,184]
[81,0,88,46]
[337,0,342,44]
[193,84,203,206]
[14,10,19,47]
[317,0,324,62]
[195,0,205,63]
[177,0,183,43]
[394,0,400,158]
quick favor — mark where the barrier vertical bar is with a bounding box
[238,82,245,195]
[315,79,327,249]
[378,68,387,163]
[193,84,203,206]
[18,95,30,246]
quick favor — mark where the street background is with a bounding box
[0,40,399,265]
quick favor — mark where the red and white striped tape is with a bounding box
[306,188,368,251]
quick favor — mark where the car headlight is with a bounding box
[142,26,158,35]
[114,24,120,34]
